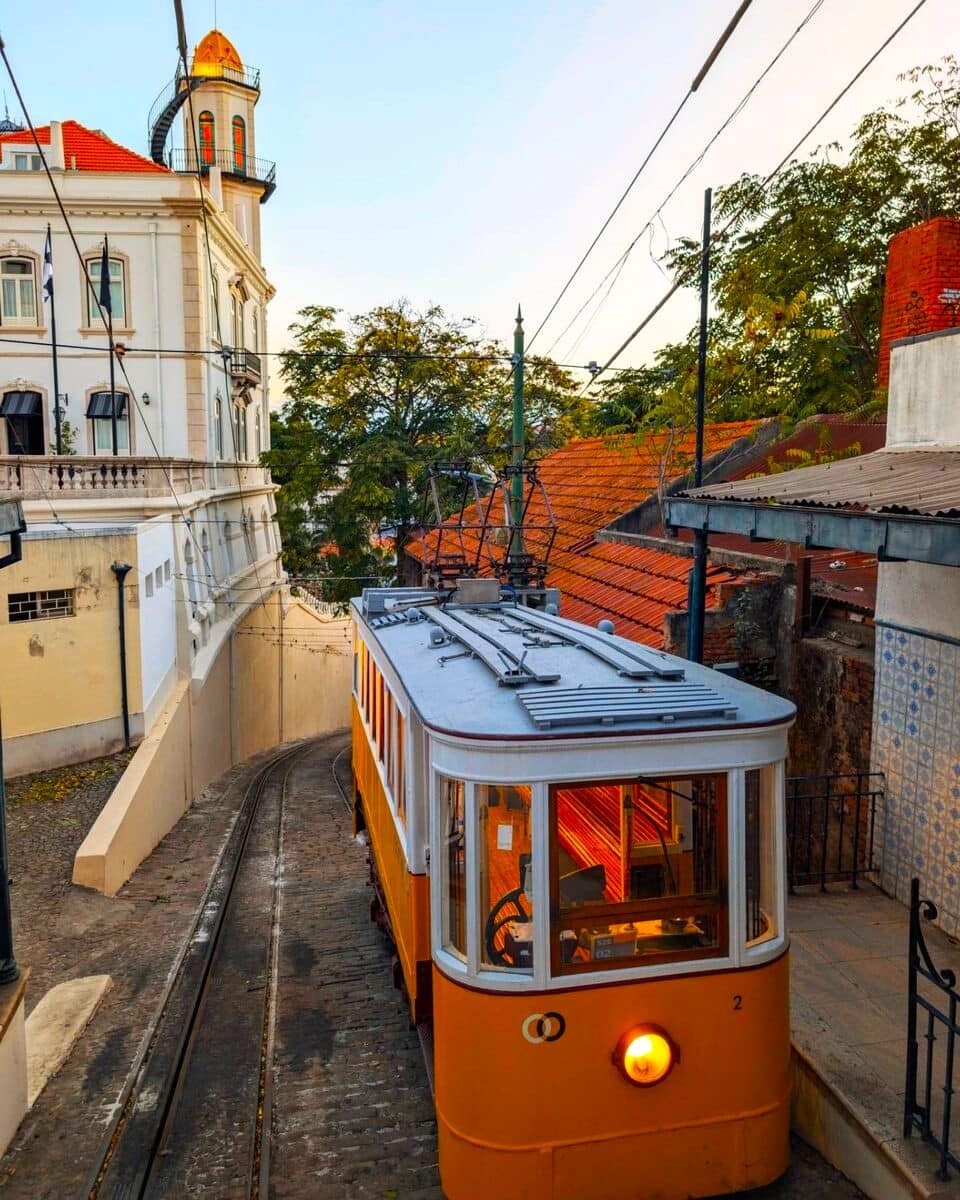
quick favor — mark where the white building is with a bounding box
[0,29,350,891]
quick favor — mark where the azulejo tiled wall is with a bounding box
[872,622,960,935]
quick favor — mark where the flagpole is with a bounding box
[46,225,62,455]
[104,235,118,456]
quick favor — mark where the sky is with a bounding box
[0,0,951,395]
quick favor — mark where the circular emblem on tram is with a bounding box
[521,1011,566,1044]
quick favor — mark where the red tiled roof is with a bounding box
[0,120,168,174]
[410,420,762,646]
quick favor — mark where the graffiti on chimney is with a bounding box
[905,289,926,335]
[939,287,960,325]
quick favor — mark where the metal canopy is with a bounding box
[665,448,960,567]
[0,391,41,417]
[86,392,128,419]
[667,497,960,567]
[518,684,738,729]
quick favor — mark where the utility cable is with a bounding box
[543,0,827,361]
[584,0,931,388]
[525,0,755,352]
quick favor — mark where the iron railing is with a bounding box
[147,64,261,138]
[230,349,262,380]
[785,771,883,892]
[905,877,960,1180]
[166,147,276,191]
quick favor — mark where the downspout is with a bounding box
[149,222,165,451]
[111,562,132,749]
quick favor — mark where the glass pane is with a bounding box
[745,768,778,946]
[442,777,467,960]
[552,775,728,971]
[19,278,35,319]
[479,785,533,972]
[93,413,129,452]
[2,260,29,275]
[2,279,16,316]
[14,154,26,170]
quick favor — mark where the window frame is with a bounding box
[198,110,216,166]
[742,763,786,958]
[0,257,38,326]
[87,390,131,454]
[84,255,127,327]
[548,773,730,977]
[231,115,247,174]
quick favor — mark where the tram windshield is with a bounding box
[550,774,728,973]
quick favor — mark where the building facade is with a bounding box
[0,29,349,788]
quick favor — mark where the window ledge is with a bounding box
[77,327,136,339]
[0,326,47,336]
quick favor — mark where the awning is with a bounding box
[0,391,41,417]
[86,392,128,419]
[665,448,960,567]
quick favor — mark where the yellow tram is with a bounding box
[350,583,795,1200]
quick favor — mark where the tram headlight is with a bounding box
[614,1025,677,1087]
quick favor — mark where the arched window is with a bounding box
[87,390,130,453]
[208,268,219,338]
[1,258,37,325]
[1,390,44,455]
[198,111,215,167]
[223,520,235,574]
[231,116,246,174]
[254,405,262,459]
[231,292,244,350]
[200,529,213,595]
[184,539,198,605]
[214,394,223,459]
[251,308,259,354]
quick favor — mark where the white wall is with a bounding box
[135,516,178,725]
[875,560,960,641]
[887,330,960,449]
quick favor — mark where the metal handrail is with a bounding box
[147,63,261,143]
[166,147,276,188]
[230,349,262,379]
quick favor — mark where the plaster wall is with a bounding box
[875,560,960,640]
[886,330,960,448]
[134,518,177,722]
[73,590,352,895]
[0,530,144,773]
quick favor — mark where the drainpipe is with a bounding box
[0,706,17,984]
[149,222,165,452]
[111,563,132,749]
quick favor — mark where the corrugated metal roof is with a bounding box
[682,449,960,517]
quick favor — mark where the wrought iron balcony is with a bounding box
[229,349,262,383]
[166,147,276,200]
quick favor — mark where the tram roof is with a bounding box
[352,589,795,740]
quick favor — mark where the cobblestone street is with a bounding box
[0,734,865,1198]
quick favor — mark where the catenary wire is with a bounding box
[525,0,755,352]
[542,0,827,361]
[582,0,931,389]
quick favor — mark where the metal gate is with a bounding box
[904,877,960,1180]
[785,772,883,892]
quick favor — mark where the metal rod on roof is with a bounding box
[687,188,712,665]
[509,305,526,586]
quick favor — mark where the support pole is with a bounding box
[686,187,712,665]
[0,706,18,985]
[510,306,525,585]
[47,224,62,456]
[111,562,132,749]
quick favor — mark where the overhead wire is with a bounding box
[542,0,828,362]
[582,0,932,390]
[525,0,755,352]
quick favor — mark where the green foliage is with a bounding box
[266,302,585,602]
[51,419,77,455]
[594,58,960,432]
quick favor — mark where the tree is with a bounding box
[266,301,588,603]
[598,58,960,430]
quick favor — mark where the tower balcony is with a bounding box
[166,147,276,202]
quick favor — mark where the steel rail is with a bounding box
[79,740,312,1200]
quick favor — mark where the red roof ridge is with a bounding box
[0,119,169,174]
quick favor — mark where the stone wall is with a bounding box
[788,636,874,779]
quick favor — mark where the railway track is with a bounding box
[80,741,310,1200]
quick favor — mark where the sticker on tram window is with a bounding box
[522,1011,566,1044]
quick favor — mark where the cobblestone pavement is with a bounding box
[270,735,442,1198]
[0,747,278,1197]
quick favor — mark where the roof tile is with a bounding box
[0,120,169,174]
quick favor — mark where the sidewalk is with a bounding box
[789,881,960,1200]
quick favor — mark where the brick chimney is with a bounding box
[877,216,960,386]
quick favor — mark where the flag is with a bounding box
[99,239,112,315]
[42,227,53,302]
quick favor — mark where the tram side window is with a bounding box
[394,710,405,825]
[745,767,779,946]
[377,673,385,761]
[550,774,728,973]
[478,784,533,973]
[442,777,467,960]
